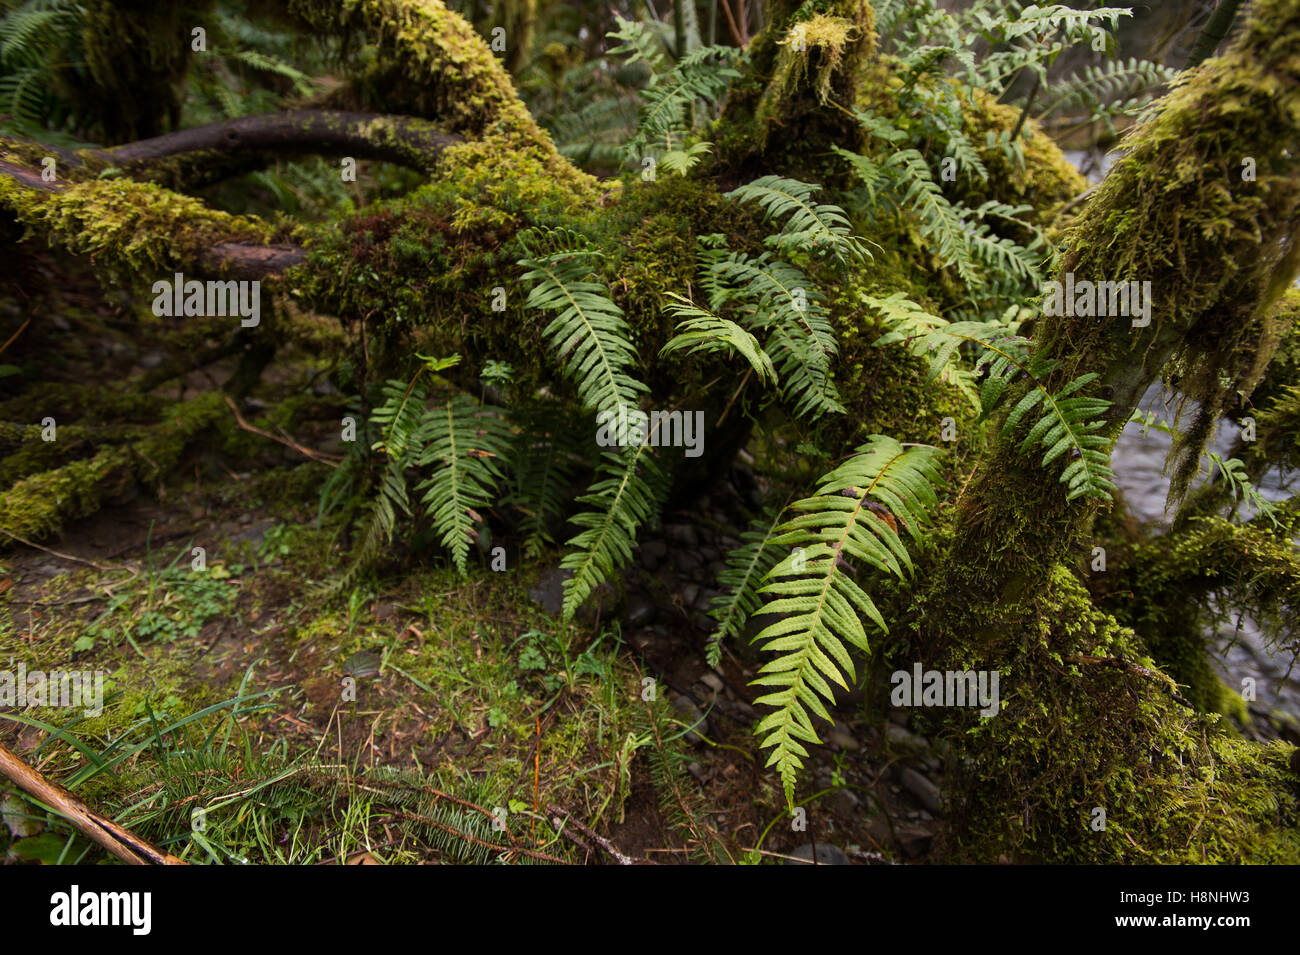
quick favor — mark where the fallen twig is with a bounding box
[546,804,650,865]
[0,741,186,865]
[223,394,343,466]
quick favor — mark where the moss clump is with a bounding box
[936,564,1300,863]
[1044,0,1300,504]
[0,392,226,542]
[0,176,278,282]
[717,0,877,177]
[1110,516,1300,714]
[288,0,598,200]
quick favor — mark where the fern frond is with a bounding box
[560,445,666,620]
[659,293,777,386]
[415,395,513,576]
[867,293,1115,501]
[518,234,647,415]
[706,505,787,667]
[725,175,870,265]
[699,252,844,418]
[1040,57,1179,122]
[507,406,585,560]
[752,437,944,805]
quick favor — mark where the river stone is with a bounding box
[787,843,850,865]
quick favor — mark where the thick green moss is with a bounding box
[0,175,278,281]
[288,0,597,200]
[1108,516,1300,714]
[934,563,1300,863]
[0,392,226,542]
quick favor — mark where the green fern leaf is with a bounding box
[706,506,787,667]
[725,175,870,265]
[560,445,666,620]
[659,293,777,386]
[751,436,943,805]
[518,234,647,416]
[415,395,513,576]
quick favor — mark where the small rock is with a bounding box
[691,611,714,632]
[625,593,656,627]
[824,727,861,752]
[642,539,668,561]
[830,788,861,815]
[695,587,721,612]
[886,723,929,752]
[680,583,701,608]
[527,567,571,617]
[687,761,707,783]
[900,767,943,814]
[896,825,933,859]
[699,672,724,693]
[664,523,698,548]
[673,550,703,573]
[787,843,850,865]
[342,650,381,679]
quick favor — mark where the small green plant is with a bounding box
[82,544,237,651]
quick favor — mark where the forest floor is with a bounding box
[0,252,953,864]
[0,470,951,863]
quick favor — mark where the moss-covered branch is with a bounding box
[0,155,303,280]
[96,110,464,188]
[284,0,598,200]
[938,0,1300,612]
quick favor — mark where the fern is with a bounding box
[697,248,845,418]
[659,293,777,386]
[706,505,787,667]
[866,294,1117,502]
[608,17,740,161]
[725,175,870,266]
[506,405,585,560]
[518,230,647,416]
[415,394,513,576]
[752,436,944,804]
[560,444,666,620]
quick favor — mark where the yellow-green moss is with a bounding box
[0,392,226,542]
[288,0,598,200]
[0,175,277,280]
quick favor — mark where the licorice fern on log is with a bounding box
[751,436,944,805]
[866,293,1118,502]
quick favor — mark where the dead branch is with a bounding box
[0,741,186,865]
